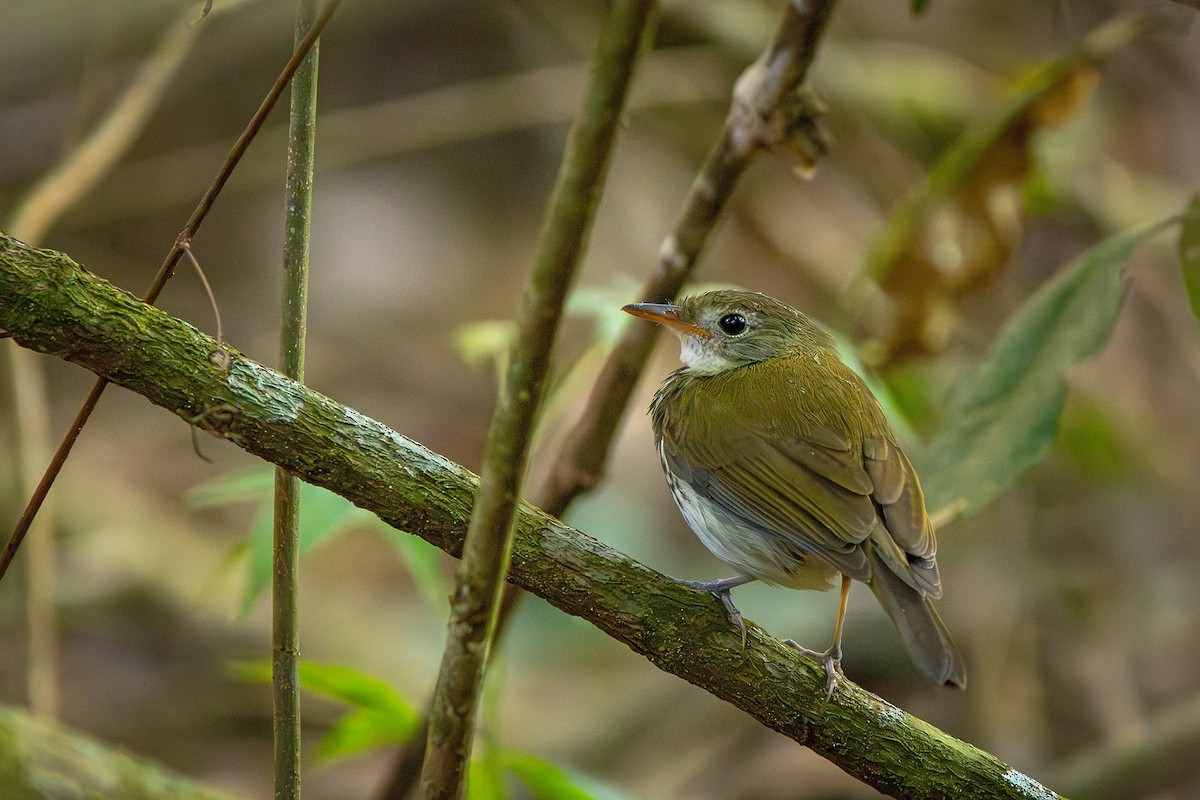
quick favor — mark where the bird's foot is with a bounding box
[675,577,751,649]
[785,639,843,699]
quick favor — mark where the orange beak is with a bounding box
[622,302,710,338]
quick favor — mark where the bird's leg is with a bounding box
[786,574,852,699]
[675,575,755,647]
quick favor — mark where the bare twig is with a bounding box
[0,0,342,585]
[1,0,224,721]
[178,244,224,350]
[72,46,733,226]
[4,344,56,720]
[7,7,206,245]
[417,2,657,798]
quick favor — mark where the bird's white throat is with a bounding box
[676,332,737,375]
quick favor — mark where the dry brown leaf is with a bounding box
[860,14,1155,366]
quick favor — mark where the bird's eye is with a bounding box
[718,313,747,335]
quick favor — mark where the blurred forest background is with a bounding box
[2,0,1200,798]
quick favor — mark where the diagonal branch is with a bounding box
[0,233,1065,800]
[3,0,230,722]
[0,0,343,585]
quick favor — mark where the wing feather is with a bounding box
[655,355,943,599]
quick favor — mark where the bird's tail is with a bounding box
[868,558,967,689]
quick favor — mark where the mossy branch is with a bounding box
[0,705,242,800]
[0,233,1064,800]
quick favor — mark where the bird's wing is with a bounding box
[662,425,875,581]
[862,437,936,558]
[665,421,941,596]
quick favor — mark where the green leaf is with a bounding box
[191,467,449,614]
[565,282,639,347]
[468,755,508,800]
[318,706,417,760]
[1054,397,1129,482]
[505,754,629,800]
[298,661,413,711]
[185,468,275,506]
[242,478,375,611]
[454,281,635,377]
[921,218,1172,515]
[378,527,450,614]
[910,0,930,14]
[308,660,422,760]
[232,660,420,760]
[1179,194,1200,324]
[231,659,409,711]
[456,319,516,373]
[229,660,272,683]
[241,499,276,612]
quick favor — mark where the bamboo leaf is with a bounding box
[186,469,275,506]
[467,757,507,800]
[1179,194,1200,323]
[244,478,374,611]
[191,468,449,614]
[506,753,630,800]
[378,529,451,614]
[233,660,420,760]
[318,707,416,760]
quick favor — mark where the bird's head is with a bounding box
[623,290,834,375]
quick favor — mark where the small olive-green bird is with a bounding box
[624,290,965,692]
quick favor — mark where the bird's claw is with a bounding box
[785,639,843,699]
[676,578,748,649]
[717,590,747,649]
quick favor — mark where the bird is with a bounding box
[623,289,965,694]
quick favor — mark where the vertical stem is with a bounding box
[272,475,302,800]
[417,2,658,798]
[273,1,320,798]
[7,346,58,720]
